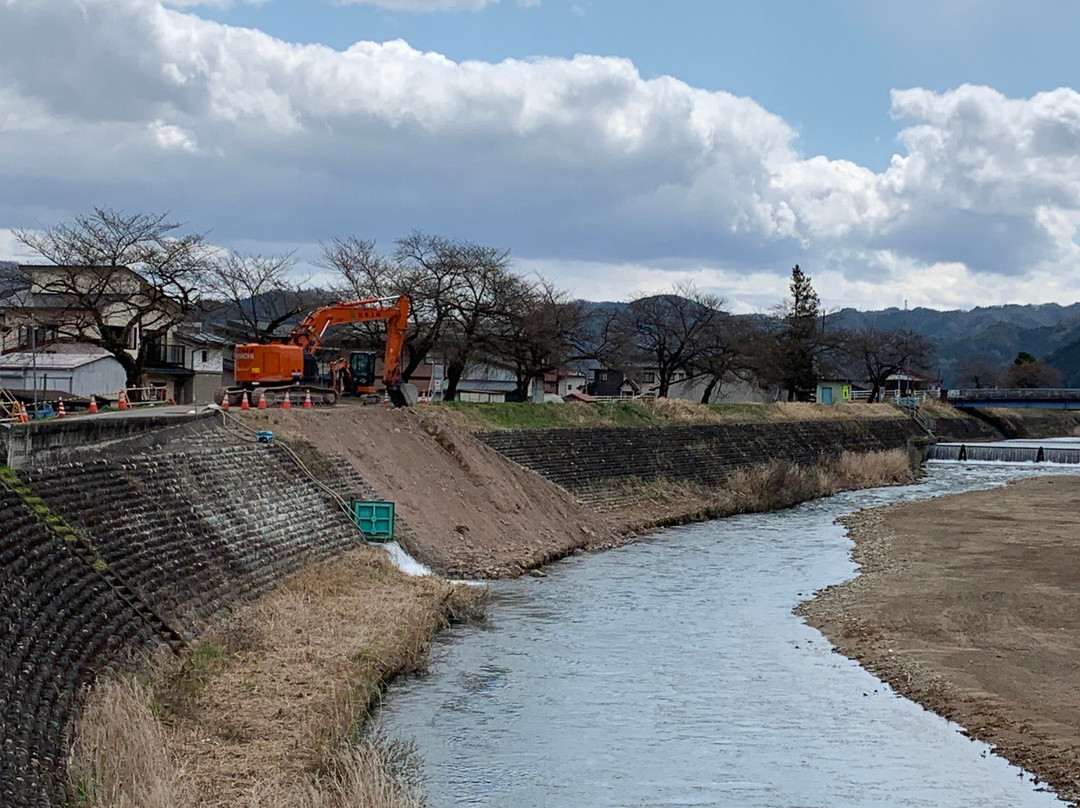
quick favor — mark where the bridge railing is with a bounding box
[948,388,1080,401]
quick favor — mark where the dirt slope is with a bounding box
[801,475,1080,805]
[252,405,613,577]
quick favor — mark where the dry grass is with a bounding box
[600,448,919,532]
[69,546,485,808]
[430,398,909,432]
[249,735,425,808]
[70,676,193,808]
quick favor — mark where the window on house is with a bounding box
[644,371,655,383]
[598,371,608,381]
[201,350,209,363]
[19,325,51,346]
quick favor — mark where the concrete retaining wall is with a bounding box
[477,418,928,504]
[0,410,219,470]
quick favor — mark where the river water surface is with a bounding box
[379,464,1077,807]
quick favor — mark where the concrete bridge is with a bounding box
[947,388,1080,410]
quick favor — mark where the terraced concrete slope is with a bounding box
[0,429,372,807]
[476,418,928,506]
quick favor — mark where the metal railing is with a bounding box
[948,388,1080,401]
[145,344,187,366]
[123,386,170,404]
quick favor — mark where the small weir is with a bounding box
[378,464,1080,808]
[929,437,1080,464]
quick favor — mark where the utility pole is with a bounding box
[30,313,38,419]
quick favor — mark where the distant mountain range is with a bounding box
[831,303,1080,386]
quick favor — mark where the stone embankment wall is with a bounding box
[0,427,372,808]
[930,413,1002,442]
[954,408,1080,440]
[477,418,928,504]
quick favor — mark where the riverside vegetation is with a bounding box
[70,547,485,808]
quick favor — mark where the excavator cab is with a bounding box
[348,351,377,394]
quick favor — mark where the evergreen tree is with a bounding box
[778,265,823,401]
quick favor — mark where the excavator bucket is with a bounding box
[388,383,419,408]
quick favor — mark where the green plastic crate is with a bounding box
[350,500,395,542]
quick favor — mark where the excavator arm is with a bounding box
[289,295,414,405]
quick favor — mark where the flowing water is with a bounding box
[379,464,1080,807]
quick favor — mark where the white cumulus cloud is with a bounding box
[149,119,199,152]
[1,0,1080,310]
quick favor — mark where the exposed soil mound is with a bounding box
[251,405,613,577]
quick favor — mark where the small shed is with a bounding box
[815,379,851,405]
[0,350,126,399]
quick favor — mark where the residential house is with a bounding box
[175,330,229,404]
[0,264,188,398]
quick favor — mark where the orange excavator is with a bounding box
[218,295,417,408]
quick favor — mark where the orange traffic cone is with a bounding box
[257,391,267,410]
[282,392,291,410]
[57,399,66,419]
[88,395,98,415]
[382,393,389,406]
[241,392,250,410]
[18,402,29,423]
[117,389,128,411]
[220,392,229,410]
[303,390,313,409]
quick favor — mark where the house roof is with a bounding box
[0,351,121,371]
[176,330,232,347]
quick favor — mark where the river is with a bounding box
[378,463,1078,807]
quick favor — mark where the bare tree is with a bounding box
[954,354,1003,389]
[203,250,313,343]
[11,207,211,384]
[844,326,936,403]
[319,236,396,299]
[615,283,728,398]
[690,314,760,404]
[441,243,515,401]
[486,276,586,401]
[319,232,474,381]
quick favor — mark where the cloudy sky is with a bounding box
[3,0,1080,312]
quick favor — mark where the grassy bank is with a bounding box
[599,448,920,537]
[435,398,906,432]
[70,546,484,808]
